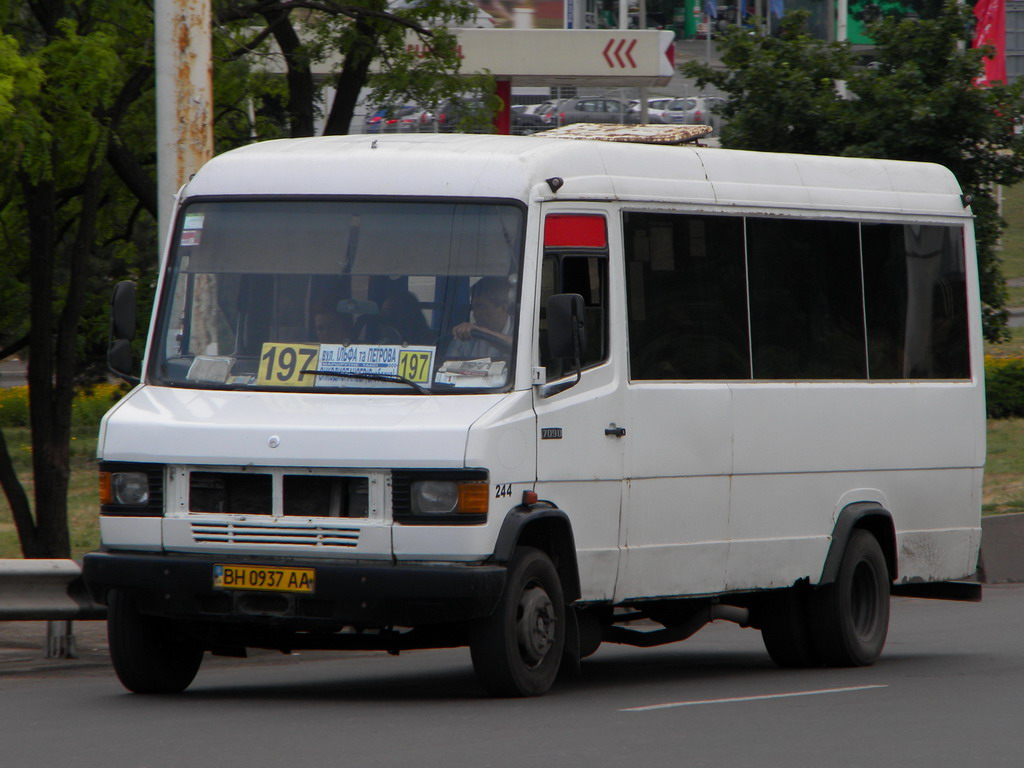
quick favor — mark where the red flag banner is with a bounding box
[973,0,1007,87]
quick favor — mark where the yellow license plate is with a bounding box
[212,564,315,594]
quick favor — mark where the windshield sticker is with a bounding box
[257,342,436,388]
[183,213,205,230]
[258,343,320,387]
[435,359,507,387]
[180,229,202,247]
[316,344,436,386]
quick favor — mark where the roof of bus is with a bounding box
[181,133,969,220]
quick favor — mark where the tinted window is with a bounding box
[624,212,750,379]
[622,212,971,383]
[862,224,970,378]
[747,219,866,379]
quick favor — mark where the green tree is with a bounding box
[214,0,498,138]
[0,0,495,557]
[683,4,1024,341]
[0,2,157,557]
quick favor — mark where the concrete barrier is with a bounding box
[978,513,1024,583]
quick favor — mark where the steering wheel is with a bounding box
[470,328,512,354]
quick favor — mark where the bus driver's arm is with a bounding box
[451,321,512,347]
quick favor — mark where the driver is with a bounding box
[447,276,513,360]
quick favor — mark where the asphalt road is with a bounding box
[0,583,1021,767]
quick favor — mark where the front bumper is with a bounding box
[83,550,506,631]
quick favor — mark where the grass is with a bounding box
[984,418,1024,515]
[0,427,101,560]
[1000,182,1024,308]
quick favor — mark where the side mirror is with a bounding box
[540,293,586,398]
[110,281,137,341]
[546,293,586,360]
[108,281,139,385]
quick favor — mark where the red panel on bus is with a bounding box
[544,215,607,249]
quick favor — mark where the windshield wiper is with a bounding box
[300,368,428,395]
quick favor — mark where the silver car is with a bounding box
[626,97,677,124]
[538,97,632,128]
[662,96,727,131]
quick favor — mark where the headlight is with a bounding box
[110,472,150,505]
[99,463,162,514]
[395,471,489,524]
[411,480,460,515]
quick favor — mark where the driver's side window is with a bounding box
[538,254,608,380]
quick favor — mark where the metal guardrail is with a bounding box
[0,559,106,621]
[0,559,106,659]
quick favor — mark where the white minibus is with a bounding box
[84,130,984,696]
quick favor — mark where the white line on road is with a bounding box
[620,684,889,712]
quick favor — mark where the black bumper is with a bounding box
[82,550,507,630]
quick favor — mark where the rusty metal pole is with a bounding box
[155,0,214,257]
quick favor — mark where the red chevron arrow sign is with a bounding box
[603,38,638,69]
[391,30,676,87]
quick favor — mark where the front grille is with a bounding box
[188,471,369,518]
[191,520,360,548]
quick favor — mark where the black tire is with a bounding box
[470,547,565,697]
[760,586,820,668]
[809,529,891,667]
[107,590,204,694]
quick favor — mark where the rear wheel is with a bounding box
[108,590,204,693]
[470,547,565,697]
[810,529,891,666]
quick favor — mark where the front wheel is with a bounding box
[810,529,891,666]
[107,590,204,693]
[470,547,565,697]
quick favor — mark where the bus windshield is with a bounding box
[150,199,524,393]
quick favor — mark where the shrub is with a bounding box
[0,382,126,428]
[985,356,1024,418]
[72,383,127,426]
[0,386,30,427]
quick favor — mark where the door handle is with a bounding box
[604,425,626,437]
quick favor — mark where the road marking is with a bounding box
[620,684,889,712]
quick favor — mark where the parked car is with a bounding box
[662,96,727,131]
[364,105,432,133]
[435,98,492,133]
[537,97,631,129]
[626,97,677,124]
[512,100,559,134]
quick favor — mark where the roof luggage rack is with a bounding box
[532,123,713,145]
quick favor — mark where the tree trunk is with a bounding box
[264,9,317,138]
[0,430,43,557]
[323,20,378,136]
[22,172,71,558]
[17,151,104,558]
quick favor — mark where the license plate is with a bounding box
[212,564,315,593]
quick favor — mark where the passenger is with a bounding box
[381,290,433,345]
[314,307,353,344]
[446,277,513,360]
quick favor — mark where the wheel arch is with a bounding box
[492,505,581,603]
[819,502,898,586]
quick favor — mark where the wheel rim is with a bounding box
[516,582,557,668]
[850,559,881,639]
